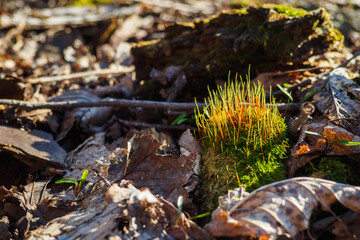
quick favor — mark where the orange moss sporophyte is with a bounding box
[195,75,289,211]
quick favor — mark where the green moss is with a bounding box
[305,157,358,184]
[196,77,289,211]
[272,5,308,17]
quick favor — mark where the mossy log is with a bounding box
[132,5,343,95]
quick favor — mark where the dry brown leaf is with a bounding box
[108,129,200,215]
[205,177,360,240]
[48,89,113,141]
[288,122,360,176]
[64,132,111,183]
[313,68,360,135]
[0,125,67,170]
[27,180,213,239]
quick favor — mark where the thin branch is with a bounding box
[271,50,360,97]
[118,119,197,131]
[0,98,301,112]
[26,66,134,84]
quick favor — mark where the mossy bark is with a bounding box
[132,5,344,98]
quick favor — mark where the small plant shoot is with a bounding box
[171,114,189,125]
[277,84,293,101]
[55,169,89,194]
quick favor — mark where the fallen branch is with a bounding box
[26,66,134,84]
[118,119,196,131]
[0,98,301,112]
[0,4,141,29]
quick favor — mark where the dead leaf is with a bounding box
[107,129,200,215]
[27,180,213,239]
[288,122,360,176]
[0,76,33,100]
[63,132,111,183]
[313,68,360,135]
[0,125,67,170]
[253,70,301,92]
[48,89,113,141]
[205,177,360,239]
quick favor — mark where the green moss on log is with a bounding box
[132,4,344,91]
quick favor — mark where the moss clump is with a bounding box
[305,157,358,184]
[195,76,289,211]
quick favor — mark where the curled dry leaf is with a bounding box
[48,89,113,141]
[313,68,360,135]
[205,177,360,240]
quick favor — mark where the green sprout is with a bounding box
[189,212,211,220]
[302,88,320,102]
[171,114,189,125]
[277,84,293,101]
[55,169,89,195]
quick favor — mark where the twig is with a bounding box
[118,119,197,131]
[271,50,360,97]
[0,98,301,112]
[0,4,141,29]
[289,102,315,137]
[26,66,134,84]
[133,0,199,13]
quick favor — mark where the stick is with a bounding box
[0,98,301,112]
[26,66,134,84]
[118,119,197,131]
[270,50,360,97]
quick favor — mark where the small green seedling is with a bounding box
[175,195,183,225]
[56,169,89,195]
[177,195,183,216]
[189,212,210,220]
[277,84,293,101]
[302,88,320,102]
[171,114,189,126]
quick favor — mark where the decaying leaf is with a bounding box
[313,68,360,135]
[205,177,360,240]
[26,180,213,240]
[288,122,360,176]
[63,132,111,183]
[107,129,200,215]
[0,180,75,238]
[0,125,67,171]
[48,89,113,141]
